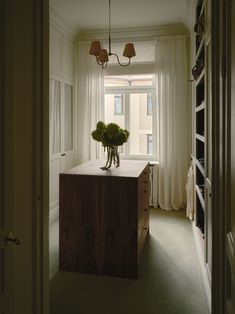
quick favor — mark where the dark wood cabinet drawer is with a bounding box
[138,218,149,259]
[138,206,149,239]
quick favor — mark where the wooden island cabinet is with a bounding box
[59,159,149,279]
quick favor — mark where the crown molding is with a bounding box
[50,5,77,39]
[76,23,189,42]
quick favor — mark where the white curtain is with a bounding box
[155,36,190,210]
[76,41,104,163]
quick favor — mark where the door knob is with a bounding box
[5,232,21,246]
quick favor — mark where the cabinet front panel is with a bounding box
[60,174,140,279]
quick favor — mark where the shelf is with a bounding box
[196,36,205,60]
[194,0,207,240]
[195,101,205,112]
[195,185,205,211]
[196,133,205,142]
[195,69,205,86]
[195,159,205,176]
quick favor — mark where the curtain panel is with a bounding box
[76,41,104,163]
[155,36,190,210]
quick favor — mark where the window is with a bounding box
[114,95,124,115]
[105,74,155,159]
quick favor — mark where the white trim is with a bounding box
[50,5,77,38]
[193,224,212,313]
[105,86,155,94]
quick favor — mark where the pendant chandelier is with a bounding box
[89,0,136,69]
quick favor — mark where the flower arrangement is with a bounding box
[91,121,129,170]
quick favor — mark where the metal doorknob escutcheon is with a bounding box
[5,232,21,246]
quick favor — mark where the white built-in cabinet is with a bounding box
[49,14,75,221]
[192,0,212,306]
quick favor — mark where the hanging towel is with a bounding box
[185,164,194,220]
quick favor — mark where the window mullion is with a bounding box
[125,92,130,158]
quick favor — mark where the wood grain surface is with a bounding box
[59,160,149,279]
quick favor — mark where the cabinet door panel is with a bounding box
[49,158,61,215]
[63,83,73,152]
[49,79,61,155]
[63,36,74,78]
[61,83,74,173]
[50,26,62,73]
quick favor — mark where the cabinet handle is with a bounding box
[144,190,148,193]
[144,171,147,175]
[144,208,147,211]
[209,193,212,198]
[61,153,66,156]
[143,180,148,183]
[144,227,148,231]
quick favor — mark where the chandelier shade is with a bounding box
[89,41,102,56]
[97,49,109,63]
[89,0,136,69]
[123,43,136,58]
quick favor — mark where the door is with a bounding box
[0,0,49,313]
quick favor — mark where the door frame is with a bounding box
[1,0,49,312]
[33,0,49,313]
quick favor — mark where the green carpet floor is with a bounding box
[50,208,209,314]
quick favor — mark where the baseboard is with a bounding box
[193,223,212,313]
[49,206,59,223]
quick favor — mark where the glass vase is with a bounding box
[101,146,120,170]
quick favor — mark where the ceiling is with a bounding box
[50,0,192,32]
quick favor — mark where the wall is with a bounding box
[49,7,76,222]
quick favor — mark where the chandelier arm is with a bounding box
[96,56,103,66]
[111,53,131,67]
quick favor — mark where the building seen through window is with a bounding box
[114,95,124,115]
